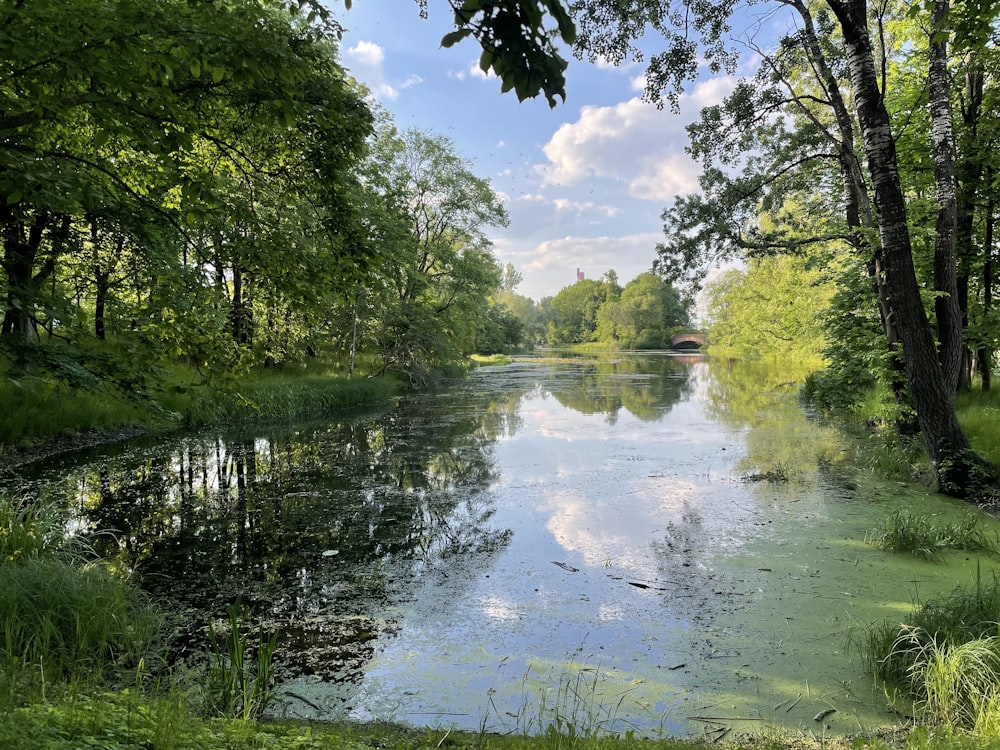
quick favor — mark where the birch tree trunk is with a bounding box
[928,0,963,394]
[825,0,994,497]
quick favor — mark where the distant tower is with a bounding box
[576,268,585,282]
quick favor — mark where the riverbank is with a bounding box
[6,355,1000,750]
[0,367,404,470]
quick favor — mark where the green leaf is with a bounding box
[441,28,473,48]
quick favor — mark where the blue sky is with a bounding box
[331,0,753,302]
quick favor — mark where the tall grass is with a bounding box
[0,378,150,446]
[0,496,74,562]
[159,375,401,428]
[866,510,1000,561]
[864,573,1000,730]
[0,496,161,707]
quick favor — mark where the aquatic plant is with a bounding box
[205,603,278,721]
[865,574,1000,730]
[865,510,1000,561]
[0,496,70,562]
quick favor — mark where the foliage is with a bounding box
[704,255,833,361]
[356,125,508,382]
[438,0,576,107]
[205,604,278,721]
[0,0,376,395]
[866,511,1000,561]
[957,389,1000,471]
[596,272,688,349]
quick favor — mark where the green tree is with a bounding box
[1,0,373,386]
[705,256,834,361]
[597,272,689,348]
[549,278,607,343]
[359,126,508,382]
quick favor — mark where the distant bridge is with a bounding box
[670,332,708,350]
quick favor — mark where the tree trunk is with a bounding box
[789,0,911,421]
[978,183,994,391]
[957,65,985,391]
[825,0,994,497]
[1,208,49,339]
[928,0,963,394]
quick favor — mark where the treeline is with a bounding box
[625,0,1000,496]
[499,271,691,348]
[0,0,527,401]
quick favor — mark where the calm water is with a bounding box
[8,354,1000,741]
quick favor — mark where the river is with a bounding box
[7,353,1000,741]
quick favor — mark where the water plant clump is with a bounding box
[204,603,279,721]
[864,574,1000,730]
[866,510,1000,561]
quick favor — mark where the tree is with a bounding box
[825,0,990,494]
[566,0,995,496]
[705,256,834,360]
[358,126,509,382]
[0,0,374,385]
[549,278,608,343]
[597,271,689,348]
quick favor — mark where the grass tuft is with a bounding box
[866,510,1000,561]
[864,573,1000,730]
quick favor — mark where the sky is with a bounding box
[329,0,764,302]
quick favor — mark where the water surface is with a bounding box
[8,354,999,741]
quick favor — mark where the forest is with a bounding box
[6,0,1000,747]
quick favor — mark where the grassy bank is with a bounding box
[0,364,403,455]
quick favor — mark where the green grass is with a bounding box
[161,374,402,428]
[957,388,1000,471]
[0,365,403,450]
[863,574,1000,732]
[0,497,161,709]
[0,377,152,446]
[866,511,1000,561]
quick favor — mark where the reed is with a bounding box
[866,510,1000,561]
[205,604,278,721]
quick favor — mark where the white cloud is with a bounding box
[536,76,737,202]
[521,233,660,275]
[551,198,620,218]
[342,41,422,101]
[516,193,619,218]
[469,60,495,80]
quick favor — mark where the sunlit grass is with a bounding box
[957,388,1000,470]
[866,510,1000,561]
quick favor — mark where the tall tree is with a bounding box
[567,0,994,496]
[359,126,509,382]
